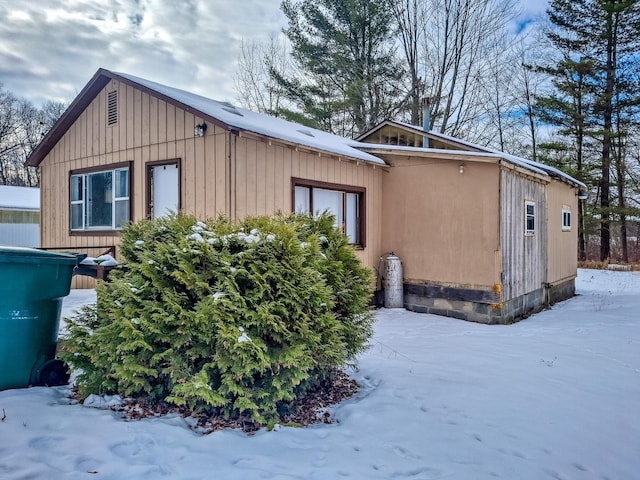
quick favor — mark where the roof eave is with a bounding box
[108,72,233,134]
[353,120,396,142]
[358,119,491,153]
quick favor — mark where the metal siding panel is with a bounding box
[157,99,167,144]
[215,131,227,216]
[118,82,127,152]
[97,89,106,155]
[266,142,277,214]
[501,170,547,301]
[194,124,206,219]
[126,85,135,149]
[133,89,142,148]
[234,136,247,219]
[141,92,150,147]
[203,131,216,218]
[166,103,176,143]
[255,140,267,216]
[149,95,159,146]
[246,138,258,216]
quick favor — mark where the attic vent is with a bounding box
[297,129,315,137]
[222,106,244,117]
[107,90,118,126]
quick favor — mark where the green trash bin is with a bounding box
[0,246,79,390]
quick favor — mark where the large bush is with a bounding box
[61,213,374,424]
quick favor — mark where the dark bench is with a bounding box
[73,263,119,281]
[39,245,118,281]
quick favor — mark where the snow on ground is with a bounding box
[1,269,639,479]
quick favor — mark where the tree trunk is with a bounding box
[576,67,586,261]
[614,109,628,263]
[599,9,615,261]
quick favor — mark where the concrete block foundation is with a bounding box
[402,278,576,324]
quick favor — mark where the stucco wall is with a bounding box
[380,156,500,289]
[546,180,578,284]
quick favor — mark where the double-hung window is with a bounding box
[524,200,536,236]
[293,178,365,247]
[70,163,131,231]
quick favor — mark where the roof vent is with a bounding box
[107,90,118,126]
[297,129,315,137]
[222,106,244,117]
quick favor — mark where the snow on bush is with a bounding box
[61,213,374,425]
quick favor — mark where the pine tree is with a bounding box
[534,56,596,260]
[545,0,640,261]
[275,0,404,137]
[61,213,374,425]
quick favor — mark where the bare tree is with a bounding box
[233,34,295,115]
[0,84,66,186]
[475,32,524,152]
[394,0,519,139]
[392,0,427,125]
[0,86,21,185]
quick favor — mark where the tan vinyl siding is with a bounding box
[500,169,548,301]
[547,180,578,284]
[380,157,500,289]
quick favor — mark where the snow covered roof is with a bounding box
[115,72,385,166]
[0,185,40,211]
[357,142,554,177]
[24,68,584,190]
[357,120,586,188]
[27,69,386,168]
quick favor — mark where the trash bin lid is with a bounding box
[0,246,78,265]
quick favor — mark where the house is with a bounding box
[356,120,584,321]
[26,69,584,323]
[0,185,40,247]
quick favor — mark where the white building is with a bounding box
[0,185,40,247]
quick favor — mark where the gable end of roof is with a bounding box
[26,69,235,168]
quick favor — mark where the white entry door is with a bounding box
[150,162,179,219]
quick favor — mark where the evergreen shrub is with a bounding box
[61,212,374,424]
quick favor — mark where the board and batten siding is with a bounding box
[233,134,384,268]
[546,180,578,284]
[500,169,548,302]
[39,79,383,287]
[40,79,231,287]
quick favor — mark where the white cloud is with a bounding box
[511,0,549,35]
[0,0,286,106]
[1,0,548,108]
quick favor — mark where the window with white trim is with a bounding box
[70,165,130,231]
[562,207,571,231]
[525,200,536,236]
[293,179,364,246]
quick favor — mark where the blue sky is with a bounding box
[0,0,549,108]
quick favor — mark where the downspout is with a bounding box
[421,97,431,148]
